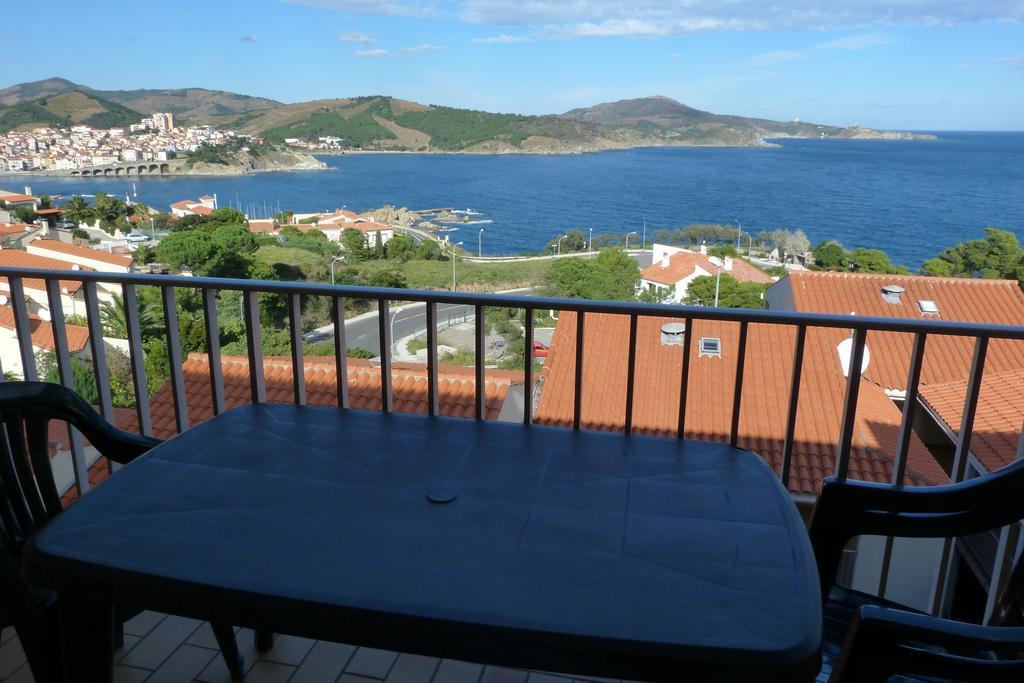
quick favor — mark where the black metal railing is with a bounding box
[2,265,1024,619]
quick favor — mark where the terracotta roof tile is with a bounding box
[776,271,1024,391]
[642,250,774,287]
[0,249,90,294]
[534,313,947,495]
[920,369,1024,473]
[0,304,90,353]
[0,223,31,236]
[28,239,133,269]
[120,354,521,440]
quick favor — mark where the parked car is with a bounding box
[126,233,149,243]
[532,341,549,358]
[55,220,76,229]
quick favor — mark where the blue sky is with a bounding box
[3,1,1023,129]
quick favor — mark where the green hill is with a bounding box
[0,90,141,132]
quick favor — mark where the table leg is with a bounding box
[58,594,114,683]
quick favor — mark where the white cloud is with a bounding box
[338,31,375,44]
[403,43,446,53]
[472,34,535,44]
[240,35,257,43]
[354,48,393,57]
[994,55,1024,74]
[285,0,444,18]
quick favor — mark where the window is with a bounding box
[698,337,722,358]
[918,300,939,315]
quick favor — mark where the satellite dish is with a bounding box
[38,308,51,322]
[71,264,81,271]
[837,337,870,377]
[0,295,7,305]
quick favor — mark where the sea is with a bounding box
[2,131,1022,268]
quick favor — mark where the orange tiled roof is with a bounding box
[0,193,36,203]
[0,304,90,352]
[777,271,1024,390]
[534,313,948,495]
[28,239,133,269]
[642,250,774,287]
[121,354,521,440]
[920,369,1024,473]
[248,219,279,233]
[0,222,31,236]
[0,249,90,293]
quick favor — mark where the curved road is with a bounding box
[306,302,475,356]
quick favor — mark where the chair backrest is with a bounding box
[990,541,1024,627]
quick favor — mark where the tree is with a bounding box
[37,195,53,210]
[814,241,849,271]
[547,229,586,253]
[921,228,1024,281]
[680,224,736,246]
[36,351,98,405]
[341,228,369,261]
[99,292,162,339]
[366,266,408,289]
[849,248,905,274]
[61,196,95,226]
[415,240,441,260]
[385,234,416,262]
[93,192,127,234]
[156,231,219,272]
[684,274,767,309]
[544,248,640,301]
[211,224,259,255]
[13,206,36,224]
[133,244,157,264]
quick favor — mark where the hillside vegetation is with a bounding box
[0,90,140,132]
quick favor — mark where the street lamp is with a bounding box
[588,228,593,254]
[641,218,647,251]
[449,241,464,291]
[556,235,568,255]
[744,232,753,257]
[714,268,722,307]
[330,256,346,285]
[624,231,638,251]
[735,220,742,250]
[478,228,484,258]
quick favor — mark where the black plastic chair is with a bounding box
[808,460,1024,682]
[0,381,246,682]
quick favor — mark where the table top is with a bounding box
[28,404,821,681]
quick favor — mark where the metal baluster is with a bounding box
[426,302,439,417]
[378,300,393,413]
[475,304,485,420]
[9,277,36,381]
[573,311,585,430]
[201,288,225,416]
[676,317,693,437]
[161,286,188,434]
[243,290,265,403]
[288,293,305,406]
[930,336,989,616]
[624,313,638,435]
[122,284,152,436]
[332,298,349,408]
[729,321,749,447]
[879,332,927,598]
[834,328,868,481]
[984,419,1024,624]
[780,325,807,489]
[523,307,534,425]
[83,283,114,473]
[45,279,88,496]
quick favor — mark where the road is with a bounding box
[306,302,476,356]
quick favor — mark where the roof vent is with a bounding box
[698,337,722,358]
[660,322,686,346]
[918,300,939,315]
[880,284,905,304]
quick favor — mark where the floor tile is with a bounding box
[113,665,152,683]
[195,628,261,682]
[122,610,167,637]
[119,615,203,670]
[385,653,439,683]
[0,636,27,679]
[434,659,483,683]
[345,647,398,678]
[259,633,315,666]
[146,643,218,683]
[290,640,356,683]
[242,660,296,682]
[480,667,528,683]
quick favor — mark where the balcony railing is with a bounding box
[3,265,1024,620]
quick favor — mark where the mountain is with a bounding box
[0,90,142,133]
[0,78,281,124]
[0,79,932,149]
[560,96,929,145]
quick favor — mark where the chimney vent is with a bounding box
[881,284,905,304]
[660,322,686,346]
[661,254,670,267]
[699,243,707,255]
[723,256,734,271]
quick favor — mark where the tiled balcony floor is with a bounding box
[0,612,629,683]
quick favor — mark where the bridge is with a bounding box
[69,163,171,177]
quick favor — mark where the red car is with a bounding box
[532,341,549,358]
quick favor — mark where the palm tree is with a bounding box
[99,293,161,339]
[62,196,95,226]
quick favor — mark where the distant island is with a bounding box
[0,78,936,173]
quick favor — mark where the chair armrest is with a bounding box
[808,465,1024,597]
[829,605,1024,683]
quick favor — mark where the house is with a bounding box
[0,304,90,379]
[118,353,524,439]
[0,222,35,247]
[27,239,133,273]
[0,248,90,317]
[341,220,394,248]
[0,188,39,210]
[248,219,280,235]
[639,243,774,303]
[766,270,1024,477]
[169,195,217,218]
